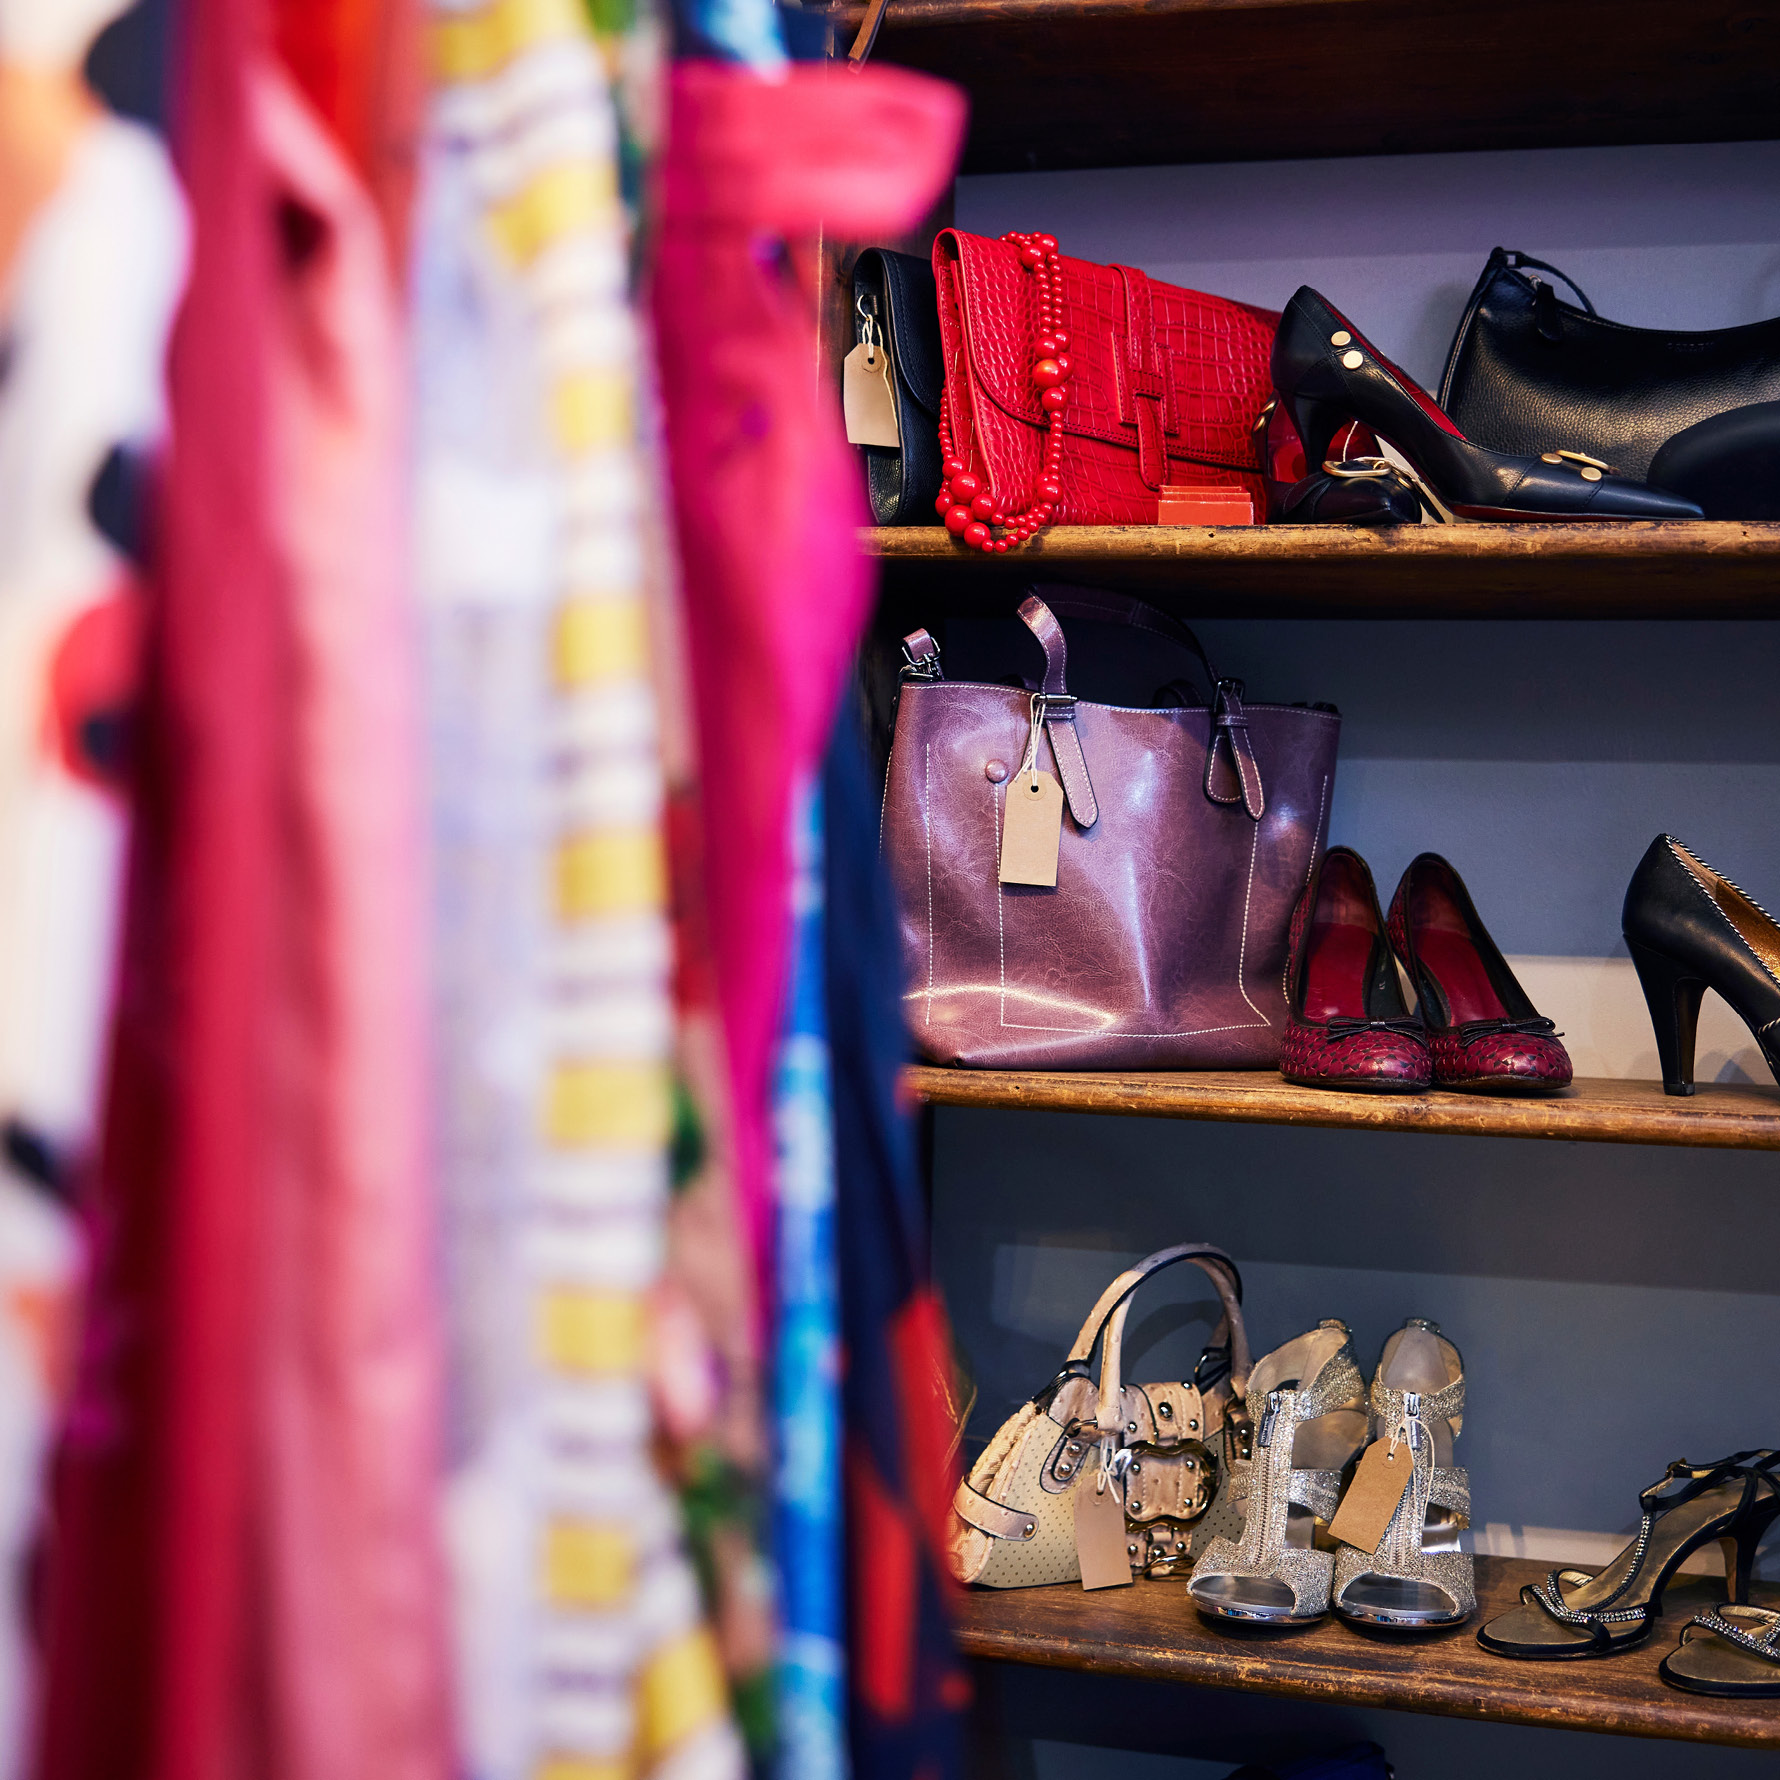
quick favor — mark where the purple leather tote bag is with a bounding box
[883,588,1338,1069]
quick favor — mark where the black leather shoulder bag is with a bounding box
[851,246,945,524]
[1438,246,1780,479]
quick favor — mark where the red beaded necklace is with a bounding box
[935,231,1072,553]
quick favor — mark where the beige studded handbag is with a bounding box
[949,1243,1252,1589]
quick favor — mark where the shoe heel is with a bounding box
[1626,937,1708,1097]
[1281,391,1352,472]
[1719,1533,1757,1603]
[1726,1497,1780,1602]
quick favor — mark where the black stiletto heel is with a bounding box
[1622,835,1780,1098]
[1284,394,1350,474]
[1271,287,1704,524]
[1726,1501,1780,1603]
[1625,936,1710,1096]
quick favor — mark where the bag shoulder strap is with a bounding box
[1057,1243,1251,1436]
[1018,588,1267,821]
[1440,247,1598,407]
[1029,584,1218,693]
[1495,247,1597,315]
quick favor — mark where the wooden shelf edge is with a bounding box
[863,523,1780,616]
[954,1560,1780,1749]
[864,521,1780,563]
[905,1068,1780,1150]
[826,0,1347,27]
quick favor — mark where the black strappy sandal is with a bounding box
[1661,1604,1780,1697]
[1476,1450,1780,1660]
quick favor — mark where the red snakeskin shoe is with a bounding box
[1282,847,1431,1093]
[1386,853,1572,1095]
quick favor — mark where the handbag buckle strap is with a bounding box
[899,627,943,681]
[1112,264,1176,490]
[1016,596,1098,827]
[1204,679,1266,820]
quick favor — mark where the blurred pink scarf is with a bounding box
[652,61,963,1314]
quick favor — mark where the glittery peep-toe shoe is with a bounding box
[1478,1450,1780,1659]
[1661,1603,1780,1697]
[1332,1318,1474,1629]
[1187,1320,1368,1625]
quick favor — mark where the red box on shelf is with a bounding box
[1156,485,1256,526]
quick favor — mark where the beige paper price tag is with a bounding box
[842,340,900,448]
[1074,1465,1134,1590]
[1327,1438,1413,1555]
[999,770,1064,887]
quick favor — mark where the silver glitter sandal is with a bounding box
[1332,1318,1474,1629]
[1187,1319,1367,1625]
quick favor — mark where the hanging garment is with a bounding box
[271,0,425,263]
[771,782,843,1780]
[824,716,966,1780]
[0,8,186,1776]
[251,61,451,1780]
[38,13,450,1780]
[37,0,284,1765]
[651,404,777,1769]
[422,1,744,1776]
[650,56,964,1331]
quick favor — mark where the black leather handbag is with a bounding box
[851,247,945,524]
[1439,248,1780,480]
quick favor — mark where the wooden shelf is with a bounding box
[956,1557,1780,1749]
[907,1068,1780,1150]
[828,0,1780,173]
[865,522,1780,618]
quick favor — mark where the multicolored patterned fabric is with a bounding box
[771,782,845,1780]
[422,2,741,1776]
[824,719,968,1780]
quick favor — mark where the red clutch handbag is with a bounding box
[932,229,1282,549]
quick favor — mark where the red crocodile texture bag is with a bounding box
[933,229,1280,528]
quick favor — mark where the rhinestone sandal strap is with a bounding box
[1521,1568,1649,1646]
[1684,1605,1780,1662]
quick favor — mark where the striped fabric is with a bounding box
[426,4,742,1777]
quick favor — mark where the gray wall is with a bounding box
[936,140,1780,1778]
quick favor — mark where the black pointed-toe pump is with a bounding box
[1271,287,1705,524]
[1622,834,1780,1096]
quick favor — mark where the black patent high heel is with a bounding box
[1271,287,1703,524]
[1622,834,1780,1096]
[1478,1451,1780,1660]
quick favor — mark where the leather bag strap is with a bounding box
[1057,1244,1250,1437]
[1496,247,1597,316]
[1018,588,1266,821]
[1204,681,1266,820]
[1033,585,1220,698]
[1016,595,1098,828]
[952,1479,1036,1541]
[1112,263,1174,490]
[846,0,892,62]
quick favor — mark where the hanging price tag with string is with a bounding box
[1074,1442,1135,1589]
[1000,694,1064,886]
[843,296,900,448]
